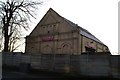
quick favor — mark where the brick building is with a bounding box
[25,8,109,54]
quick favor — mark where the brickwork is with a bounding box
[25,8,109,54]
[2,52,120,79]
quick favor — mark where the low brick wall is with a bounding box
[110,55,120,78]
[78,54,111,76]
[2,52,120,79]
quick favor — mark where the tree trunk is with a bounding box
[3,23,9,52]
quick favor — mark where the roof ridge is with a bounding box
[50,8,105,45]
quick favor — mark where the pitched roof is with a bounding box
[60,12,105,45]
[80,27,104,45]
[32,8,105,45]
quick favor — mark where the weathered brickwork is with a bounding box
[25,8,109,54]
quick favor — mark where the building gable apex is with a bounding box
[29,8,66,36]
[28,8,105,45]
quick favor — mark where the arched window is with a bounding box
[61,43,71,54]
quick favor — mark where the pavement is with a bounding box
[2,69,66,80]
[2,69,120,80]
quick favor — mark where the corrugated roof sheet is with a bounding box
[63,17,105,45]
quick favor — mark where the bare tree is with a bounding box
[0,0,43,52]
[0,27,3,52]
[8,32,25,52]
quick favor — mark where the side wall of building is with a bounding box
[80,35,109,53]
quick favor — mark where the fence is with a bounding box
[2,52,120,78]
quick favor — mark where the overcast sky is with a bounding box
[27,0,118,55]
